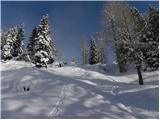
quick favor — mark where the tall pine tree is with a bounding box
[1,31,7,54]
[27,27,38,62]
[89,39,100,65]
[2,27,17,60]
[12,24,25,58]
[92,32,107,64]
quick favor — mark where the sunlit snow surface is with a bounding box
[1,61,159,119]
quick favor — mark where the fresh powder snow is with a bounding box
[1,60,159,119]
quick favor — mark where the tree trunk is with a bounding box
[136,65,143,85]
[116,49,126,73]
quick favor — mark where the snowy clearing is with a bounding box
[1,61,159,119]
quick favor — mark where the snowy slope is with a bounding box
[1,61,159,119]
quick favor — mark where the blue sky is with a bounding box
[1,1,159,64]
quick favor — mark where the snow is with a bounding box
[1,60,159,119]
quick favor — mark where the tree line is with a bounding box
[80,2,158,85]
[1,15,56,68]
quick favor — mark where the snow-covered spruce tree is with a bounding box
[143,6,159,71]
[1,27,17,61]
[1,32,6,53]
[12,24,25,58]
[1,32,6,60]
[27,27,38,62]
[81,35,89,65]
[89,39,100,65]
[92,32,107,64]
[28,15,55,67]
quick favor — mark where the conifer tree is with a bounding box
[27,27,38,62]
[143,6,159,71]
[13,24,25,58]
[92,32,107,64]
[2,28,17,60]
[89,39,100,65]
[1,32,7,52]
[28,15,55,67]
[1,32,6,60]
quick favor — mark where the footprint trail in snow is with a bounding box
[48,84,70,118]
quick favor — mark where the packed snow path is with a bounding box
[1,61,159,119]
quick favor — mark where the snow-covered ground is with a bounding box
[1,61,159,119]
